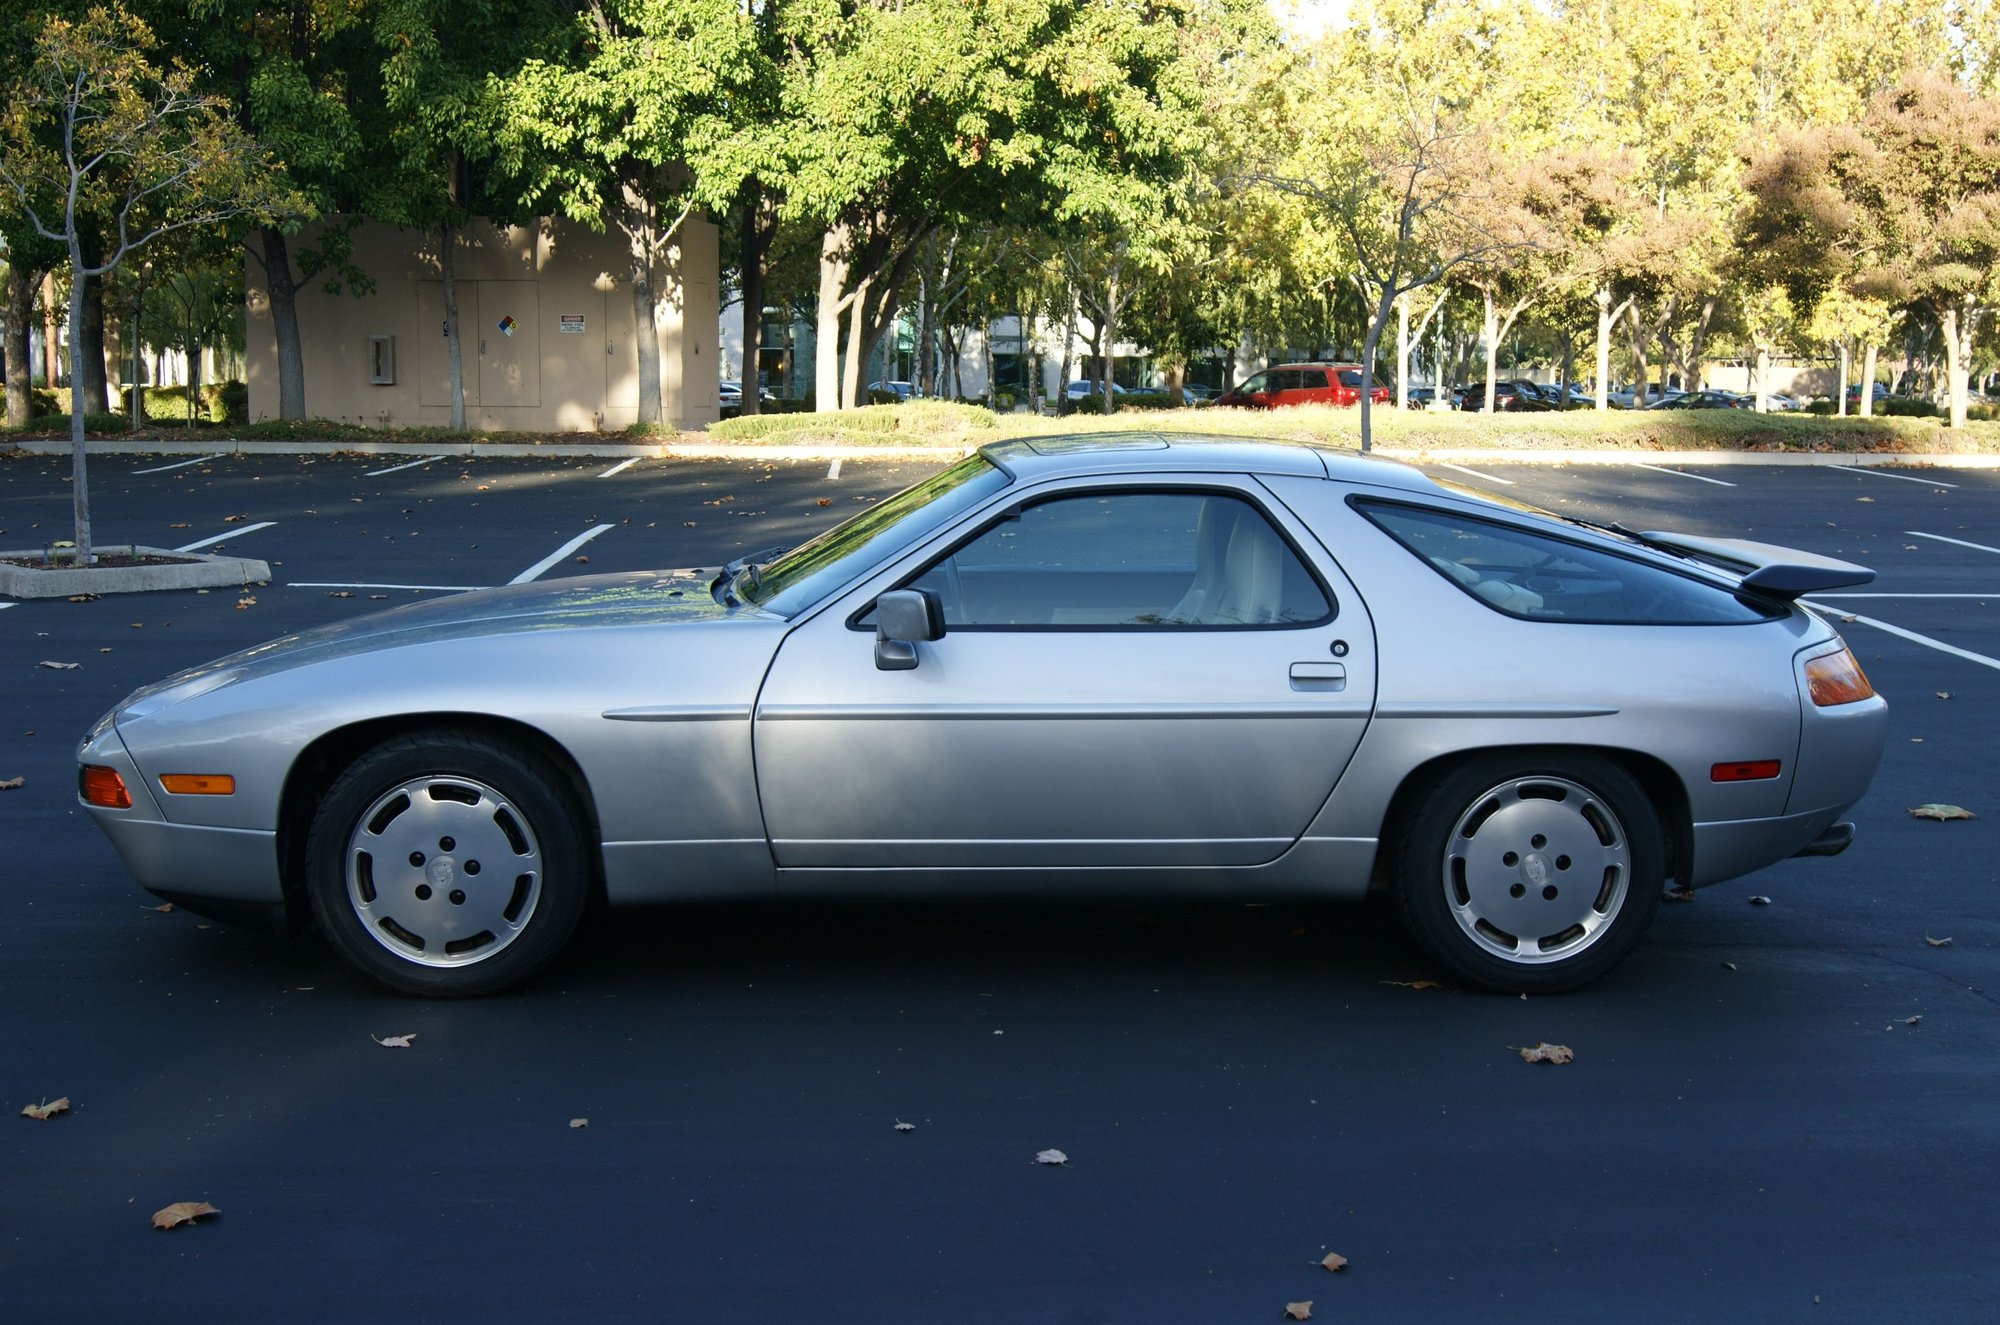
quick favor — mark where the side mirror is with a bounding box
[874,588,944,671]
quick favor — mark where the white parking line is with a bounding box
[289,582,483,593]
[1852,467,1958,489]
[1437,463,1513,486]
[1907,530,2000,556]
[0,602,14,611]
[599,457,641,478]
[1806,603,2000,672]
[364,455,445,477]
[133,455,221,475]
[174,521,277,552]
[828,457,844,480]
[509,525,615,584]
[1630,462,1736,487]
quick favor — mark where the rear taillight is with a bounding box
[80,765,132,809]
[1805,647,1875,706]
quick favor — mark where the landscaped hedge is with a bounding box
[708,399,999,443]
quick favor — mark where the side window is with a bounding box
[1274,369,1308,391]
[1356,501,1783,624]
[1336,369,1363,389]
[1237,371,1271,394]
[905,490,1333,629]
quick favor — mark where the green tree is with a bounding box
[0,5,299,561]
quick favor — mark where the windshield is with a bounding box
[738,452,1012,617]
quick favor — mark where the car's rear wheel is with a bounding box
[305,732,590,996]
[1392,752,1664,993]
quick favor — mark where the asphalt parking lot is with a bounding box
[3,444,1997,1321]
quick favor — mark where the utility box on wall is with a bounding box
[369,335,396,385]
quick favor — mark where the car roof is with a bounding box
[976,432,1444,496]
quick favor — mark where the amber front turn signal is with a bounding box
[159,774,235,796]
[1805,647,1876,707]
[80,765,132,809]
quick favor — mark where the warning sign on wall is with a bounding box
[558,314,586,334]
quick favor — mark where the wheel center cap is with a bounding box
[1522,853,1551,886]
[426,856,457,888]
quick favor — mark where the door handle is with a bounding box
[1289,661,1346,690]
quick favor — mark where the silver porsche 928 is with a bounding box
[78,435,1887,996]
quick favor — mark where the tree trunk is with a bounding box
[982,315,996,407]
[1943,302,1972,429]
[129,278,144,430]
[256,227,307,419]
[1859,343,1878,418]
[4,264,35,427]
[623,204,662,427]
[1359,286,1395,453]
[41,272,61,387]
[1056,283,1078,413]
[1558,329,1574,402]
[1836,341,1849,417]
[738,189,771,416]
[80,270,109,414]
[1481,288,1499,412]
[65,236,93,564]
[1394,294,1409,409]
[440,224,467,432]
[816,226,849,411]
[841,272,869,410]
[1100,267,1120,416]
[1754,345,1770,413]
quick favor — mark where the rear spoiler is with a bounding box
[1635,531,1876,600]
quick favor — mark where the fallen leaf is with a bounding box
[65,593,96,602]
[1855,496,1874,502]
[894,1120,916,1133]
[575,555,590,564]
[1937,691,1952,700]
[1285,1302,1313,1320]
[372,1033,417,1048]
[1909,804,1978,821]
[1749,895,1772,906]
[1925,935,1954,948]
[168,522,191,529]
[1721,961,1738,970]
[569,1118,588,1129]
[1032,1148,1069,1166]
[129,622,143,628]
[145,903,174,913]
[1518,1042,1574,1065]
[816,498,832,506]
[1902,1015,1922,1026]
[1663,885,1695,903]
[37,660,79,670]
[21,1097,69,1120]
[150,1201,220,1231]
[1319,1252,1348,1272]
[326,591,354,598]
[369,594,388,600]
[1381,979,1442,990]
[222,514,248,523]
[0,777,22,791]
[97,647,111,653]
[235,596,256,609]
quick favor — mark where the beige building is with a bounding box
[245,216,720,431]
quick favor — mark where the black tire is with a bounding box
[305,732,591,996]
[1391,752,1665,993]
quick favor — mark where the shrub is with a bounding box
[1879,396,1942,418]
[23,411,131,433]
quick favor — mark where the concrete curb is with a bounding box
[6,437,1998,467]
[0,546,272,599]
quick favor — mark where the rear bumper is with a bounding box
[1689,805,1852,887]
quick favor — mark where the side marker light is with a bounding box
[1712,761,1782,783]
[159,774,235,796]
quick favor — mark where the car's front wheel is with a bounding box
[305,732,591,996]
[1392,752,1665,993]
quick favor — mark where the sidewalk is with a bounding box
[8,436,2000,468]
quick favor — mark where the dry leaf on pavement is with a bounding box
[1319,1252,1348,1272]
[21,1097,69,1120]
[1926,935,1954,948]
[1749,896,1772,906]
[151,1201,220,1230]
[569,1118,588,1129]
[1909,804,1977,821]
[1518,1042,1574,1065]
[1285,1302,1313,1320]
[1032,1148,1069,1166]
[894,1121,916,1132]
[372,1033,417,1048]
[0,777,23,791]
[235,596,256,609]
[1663,885,1695,903]
[1902,1016,1922,1026]
[37,660,79,670]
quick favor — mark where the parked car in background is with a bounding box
[1183,383,1218,401]
[1607,384,1685,409]
[868,380,920,403]
[1216,363,1390,409]
[1456,380,1562,412]
[78,433,1886,997]
[1648,390,1749,410]
[1406,386,1439,410]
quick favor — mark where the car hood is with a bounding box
[116,569,755,718]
